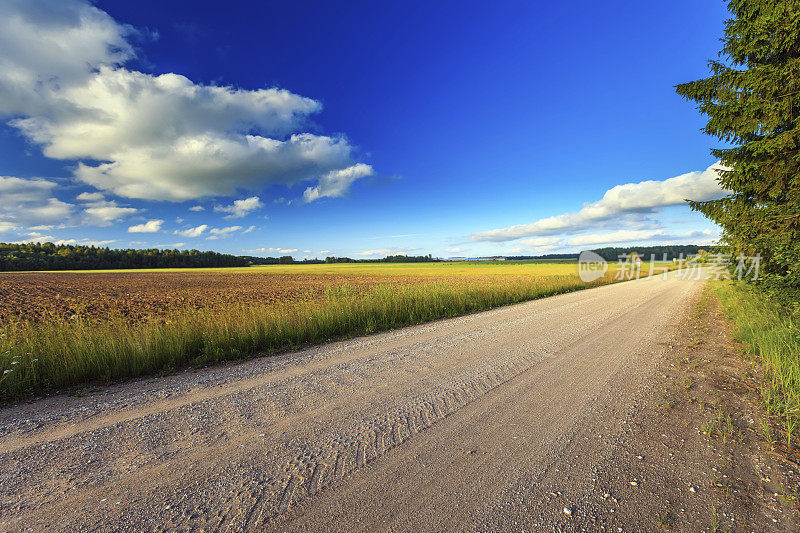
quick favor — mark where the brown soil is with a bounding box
[0,271,429,325]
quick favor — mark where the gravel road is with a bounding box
[0,273,704,531]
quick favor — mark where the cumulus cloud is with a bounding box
[245,247,298,254]
[83,204,139,226]
[502,237,564,255]
[127,219,163,233]
[52,238,116,246]
[519,236,562,247]
[469,163,728,242]
[303,163,374,202]
[8,233,117,247]
[76,190,139,226]
[357,247,421,257]
[188,205,205,212]
[0,0,372,202]
[566,229,713,246]
[357,249,394,256]
[0,176,141,233]
[214,196,263,219]
[11,232,55,244]
[174,224,208,237]
[0,176,74,227]
[75,192,104,202]
[206,225,243,239]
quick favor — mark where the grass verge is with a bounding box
[0,274,615,401]
[713,282,800,446]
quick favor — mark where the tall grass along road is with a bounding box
[714,282,800,448]
[1,272,702,531]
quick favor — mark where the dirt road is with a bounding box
[1,273,788,531]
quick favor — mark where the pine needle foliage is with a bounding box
[676,0,800,289]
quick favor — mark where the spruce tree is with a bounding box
[676,0,800,289]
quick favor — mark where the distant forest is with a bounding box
[0,243,439,271]
[242,254,438,265]
[588,245,707,261]
[509,245,708,262]
[0,243,250,271]
[0,242,707,271]
[506,254,576,260]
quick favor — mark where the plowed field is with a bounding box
[0,271,430,325]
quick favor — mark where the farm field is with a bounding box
[0,262,588,325]
[0,262,669,400]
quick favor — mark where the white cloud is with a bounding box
[128,219,163,233]
[214,196,263,219]
[245,247,299,254]
[76,192,104,202]
[0,176,74,227]
[303,163,374,202]
[206,225,242,239]
[469,163,728,242]
[357,247,420,257]
[357,249,393,256]
[243,225,255,233]
[152,243,185,249]
[11,233,55,244]
[566,229,711,247]
[503,237,563,255]
[174,224,207,237]
[83,204,138,225]
[7,233,116,247]
[0,176,139,232]
[518,236,562,247]
[210,226,242,235]
[76,190,139,226]
[318,249,332,254]
[446,247,463,253]
[188,205,204,212]
[52,238,116,246]
[0,1,371,202]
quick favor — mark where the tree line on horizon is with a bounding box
[508,245,707,262]
[586,245,706,262]
[0,242,251,271]
[0,242,718,272]
[0,243,440,271]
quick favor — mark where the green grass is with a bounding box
[714,282,800,447]
[0,271,617,401]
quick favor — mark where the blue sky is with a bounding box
[0,0,730,258]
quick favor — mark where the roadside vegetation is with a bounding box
[714,283,800,446]
[677,1,800,451]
